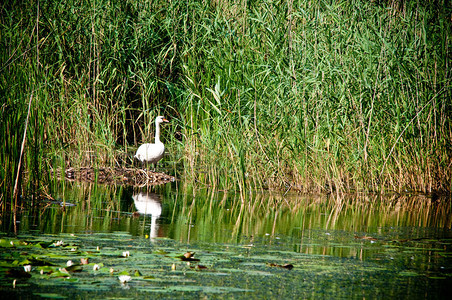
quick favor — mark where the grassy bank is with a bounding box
[1,0,451,200]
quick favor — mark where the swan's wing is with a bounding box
[135,143,165,162]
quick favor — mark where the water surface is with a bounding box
[1,181,451,298]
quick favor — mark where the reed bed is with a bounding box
[1,0,451,202]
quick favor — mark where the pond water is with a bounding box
[1,180,451,299]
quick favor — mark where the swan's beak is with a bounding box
[162,118,169,122]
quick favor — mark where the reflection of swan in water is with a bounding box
[132,192,162,239]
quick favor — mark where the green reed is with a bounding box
[174,0,451,194]
[0,0,450,204]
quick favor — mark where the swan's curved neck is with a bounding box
[155,121,161,143]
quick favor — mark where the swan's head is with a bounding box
[155,116,169,124]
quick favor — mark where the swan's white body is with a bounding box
[135,116,168,170]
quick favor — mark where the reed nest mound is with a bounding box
[53,167,176,186]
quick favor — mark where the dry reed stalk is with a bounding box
[13,92,33,202]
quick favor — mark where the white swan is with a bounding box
[135,116,169,170]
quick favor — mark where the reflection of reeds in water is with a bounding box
[168,188,452,245]
[132,191,162,239]
[9,181,127,234]
[325,193,452,230]
[56,182,125,233]
[1,180,170,238]
[164,188,451,263]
